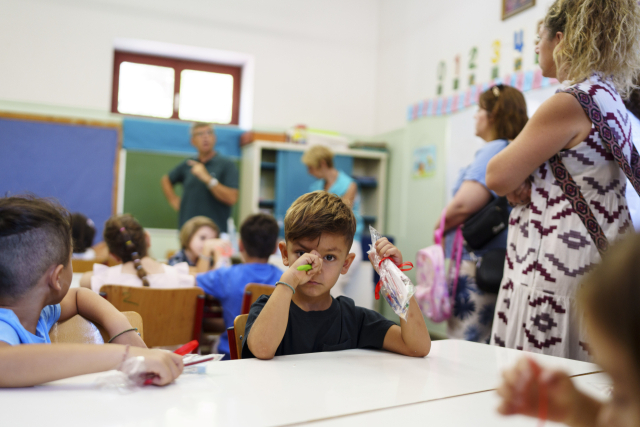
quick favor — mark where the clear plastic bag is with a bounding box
[368,226,415,321]
[96,353,224,392]
[96,355,149,392]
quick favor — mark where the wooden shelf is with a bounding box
[240,141,388,235]
[258,200,276,208]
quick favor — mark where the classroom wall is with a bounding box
[375,0,553,134]
[0,0,378,135]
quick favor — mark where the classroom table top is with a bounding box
[301,372,611,427]
[2,340,600,427]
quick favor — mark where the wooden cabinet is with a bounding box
[239,141,388,236]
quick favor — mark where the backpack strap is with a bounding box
[548,155,609,254]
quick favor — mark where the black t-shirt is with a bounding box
[167,155,239,231]
[241,295,397,358]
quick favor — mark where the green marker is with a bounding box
[297,264,312,271]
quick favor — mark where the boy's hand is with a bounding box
[497,357,587,424]
[369,238,403,273]
[128,348,184,386]
[282,251,322,289]
[110,329,147,348]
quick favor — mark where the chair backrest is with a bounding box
[50,312,144,344]
[165,250,177,261]
[71,259,100,273]
[241,283,276,314]
[99,285,204,347]
[227,314,249,360]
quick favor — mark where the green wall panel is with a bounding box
[123,150,240,230]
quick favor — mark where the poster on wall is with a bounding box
[412,146,437,179]
[503,0,535,20]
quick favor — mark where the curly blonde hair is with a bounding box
[544,0,640,97]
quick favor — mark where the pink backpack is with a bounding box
[415,210,463,323]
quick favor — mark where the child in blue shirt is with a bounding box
[197,213,282,359]
[0,196,183,387]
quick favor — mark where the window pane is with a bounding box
[117,62,174,118]
[179,70,234,124]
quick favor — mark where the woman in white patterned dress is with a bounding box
[486,0,640,361]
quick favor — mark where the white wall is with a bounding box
[0,0,379,135]
[375,0,554,134]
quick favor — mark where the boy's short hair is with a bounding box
[285,191,356,248]
[240,214,279,259]
[301,145,334,169]
[179,216,220,250]
[0,196,71,300]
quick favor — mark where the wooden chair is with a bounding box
[71,259,101,273]
[99,285,205,348]
[50,312,144,344]
[241,283,276,314]
[226,314,248,360]
[165,250,177,261]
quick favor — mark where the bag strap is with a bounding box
[434,209,446,245]
[548,155,609,254]
[563,87,640,195]
[448,227,464,303]
[547,86,640,255]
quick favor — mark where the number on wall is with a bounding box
[468,47,477,86]
[514,30,524,71]
[437,61,446,95]
[453,55,460,91]
[490,40,501,79]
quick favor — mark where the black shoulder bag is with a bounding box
[462,196,510,294]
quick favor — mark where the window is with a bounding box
[111,51,242,125]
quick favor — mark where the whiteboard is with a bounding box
[445,86,559,202]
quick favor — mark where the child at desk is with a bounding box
[0,196,183,387]
[497,234,640,426]
[242,191,430,359]
[197,213,283,360]
[79,214,195,291]
[168,215,231,274]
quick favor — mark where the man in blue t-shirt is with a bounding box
[197,214,282,359]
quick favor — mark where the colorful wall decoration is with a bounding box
[407,68,558,121]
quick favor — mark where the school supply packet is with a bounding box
[368,226,415,321]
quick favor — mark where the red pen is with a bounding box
[143,341,207,385]
[174,340,199,356]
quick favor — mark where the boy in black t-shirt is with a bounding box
[242,191,431,359]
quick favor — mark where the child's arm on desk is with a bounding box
[0,341,183,388]
[370,238,431,358]
[497,357,601,426]
[59,288,147,348]
[246,252,322,360]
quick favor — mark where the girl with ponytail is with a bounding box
[486,0,640,361]
[79,214,194,291]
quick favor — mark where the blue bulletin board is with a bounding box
[0,117,119,242]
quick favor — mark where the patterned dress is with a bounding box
[490,76,634,361]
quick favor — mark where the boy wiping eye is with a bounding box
[242,191,431,360]
[0,196,183,387]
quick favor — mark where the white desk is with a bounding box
[1,340,600,427]
[70,272,83,288]
[302,372,611,427]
